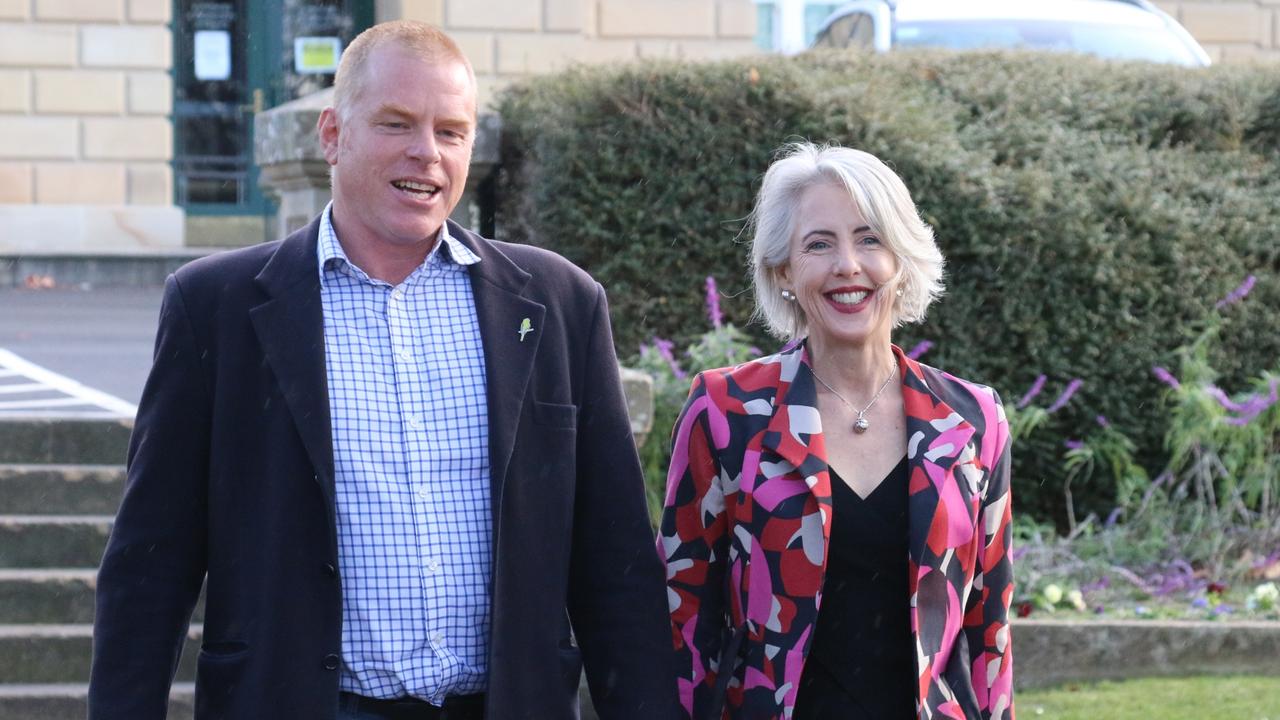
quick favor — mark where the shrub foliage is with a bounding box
[496,50,1280,521]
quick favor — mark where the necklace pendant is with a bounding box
[853,416,870,434]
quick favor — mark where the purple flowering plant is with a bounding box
[1011,274,1280,621]
[635,276,759,520]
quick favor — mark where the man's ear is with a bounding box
[317,107,341,166]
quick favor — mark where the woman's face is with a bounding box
[779,182,899,352]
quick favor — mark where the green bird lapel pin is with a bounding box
[518,317,534,342]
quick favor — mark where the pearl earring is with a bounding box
[895,287,904,297]
[781,289,796,301]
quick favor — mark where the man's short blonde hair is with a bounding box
[750,142,946,341]
[332,20,475,120]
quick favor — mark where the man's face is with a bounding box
[319,44,476,252]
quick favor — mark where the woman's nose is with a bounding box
[832,242,860,276]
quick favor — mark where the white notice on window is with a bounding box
[194,30,232,81]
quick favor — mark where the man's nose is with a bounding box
[406,127,442,163]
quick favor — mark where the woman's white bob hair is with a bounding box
[750,142,945,341]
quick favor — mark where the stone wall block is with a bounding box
[35,70,126,114]
[35,162,128,204]
[0,204,185,252]
[400,0,444,24]
[599,0,716,38]
[448,0,539,30]
[127,71,172,115]
[83,118,171,160]
[497,33,637,74]
[36,0,124,22]
[545,0,585,32]
[127,0,170,23]
[81,25,171,68]
[637,40,680,59]
[0,0,29,20]
[0,23,77,67]
[717,0,756,38]
[0,162,33,203]
[0,117,78,159]
[450,31,496,74]
[1181,3,1266,44]
[127,162,171,205]
[0,69,30,112]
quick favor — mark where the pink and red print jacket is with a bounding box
[659,342,1014,720]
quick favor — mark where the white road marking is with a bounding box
[0,383,50,395]
[0,348,138,418]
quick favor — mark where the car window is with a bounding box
[895,20,1203,65]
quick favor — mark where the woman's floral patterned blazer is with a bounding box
[658,342,1015,720]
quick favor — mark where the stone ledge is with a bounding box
[1014,618,1280,690]
[0,205,185,254]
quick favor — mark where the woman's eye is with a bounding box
[805,240,831,252]
[860,235,882,246]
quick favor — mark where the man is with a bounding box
[89,21,677,720]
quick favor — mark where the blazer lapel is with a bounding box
[901,349,979,570]
[899,347,980,684]
[451,223,546,524]
[249,219,335,506]
[758,344,830,494]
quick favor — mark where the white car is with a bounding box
[812,0,1211,66]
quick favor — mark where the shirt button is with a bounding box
[397,349,412,362]
[430,632,444,646]
[417,488,430,499]
[322,653,340,671]
[391,288,404,301]
[426,558,440,572]
[407,416,423,430]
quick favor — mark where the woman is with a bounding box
[659,143,1014,720]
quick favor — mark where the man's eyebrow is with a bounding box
[373,103,414,118]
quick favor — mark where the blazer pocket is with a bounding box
[199,640,250,661]
[532,400,578,429]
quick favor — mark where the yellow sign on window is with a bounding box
[294,37,342,75]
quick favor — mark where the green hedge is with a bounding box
[495,50,1280,522]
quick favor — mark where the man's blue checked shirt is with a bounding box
[318,204,491,704]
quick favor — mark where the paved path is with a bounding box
[0,288,160,413]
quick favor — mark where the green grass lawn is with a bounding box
[1019,676,1280,719]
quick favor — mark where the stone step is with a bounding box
[0,570,96,625]
[0,465,124,516]
[0,569,206,625]
[0,517,112,569]
[0,683,194,720]
[0,420,131,466]
[0,624,198,684]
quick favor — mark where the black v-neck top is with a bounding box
[793,457,916,720]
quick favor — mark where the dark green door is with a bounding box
[172,0,374,221]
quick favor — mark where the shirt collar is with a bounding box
[317,202,481,285]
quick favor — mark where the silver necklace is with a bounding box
[811,359,898,434]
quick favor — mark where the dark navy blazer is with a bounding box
[89,217,679,719]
